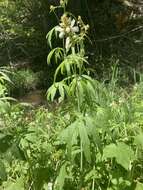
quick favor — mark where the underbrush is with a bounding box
[7,69,43,97]
[0,81,143,190]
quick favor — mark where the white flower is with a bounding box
[55,26,63,33]
[71,19,76,27]
[70,19,79,33]
[55,26,65,39]
[55,17,79,40]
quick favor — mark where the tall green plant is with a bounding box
[47,1,97,112]
[46,2,143,190]
[46,1,100,189]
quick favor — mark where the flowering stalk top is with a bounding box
[55,14,89,51]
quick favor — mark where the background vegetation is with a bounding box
[0,0,143,190]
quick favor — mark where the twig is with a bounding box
[95,25,143,42]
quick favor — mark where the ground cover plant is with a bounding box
[1,72,143,190]
[0,0,143,190]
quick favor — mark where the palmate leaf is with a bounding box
[58,116,91,163]
[47,48,64,65]
[54,54,88,81]
[80,77,96,104]
[58,120,78,158]
[85,116,102,149]
[69,75,96,105]
[103,142,136,170]
[47,82,69,101]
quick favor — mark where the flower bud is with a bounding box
[59,32,65,39]
[72,26,79,33]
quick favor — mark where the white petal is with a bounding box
[71,19,76,27]
[59,32,65,39]
[65,37,71,50]
[48,183,53,190]
[68,17,72,24]
[72,26,79,33]
[55,26,64,32]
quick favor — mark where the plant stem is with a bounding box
[80,140,83,172]
[92,179,95,190]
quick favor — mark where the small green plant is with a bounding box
[9,69,39,96]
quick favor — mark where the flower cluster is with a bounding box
[55,14,89,51]
[55,14,79,37]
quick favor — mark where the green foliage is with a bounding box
[0,67,12,113]
[102,142,135,170]
[0,1,143,190]
[8,69,40,96]
[1,80,143,189]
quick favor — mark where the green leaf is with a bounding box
[77,79,84,105]
[0,160,7,181]
[69,78,77,96]
[134,133,143,148]
[59,83,65,100]
[47,48,64,65]
[55,163,67,190]
[103,143,117,158]
[103,142,135,170]
[3,178,24,190]
[135,182,143,190]
[47,84,57,101]
[46,27,57,48]
[65,62,71,76]
[78,119,91,163]
[85,169,100,181]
